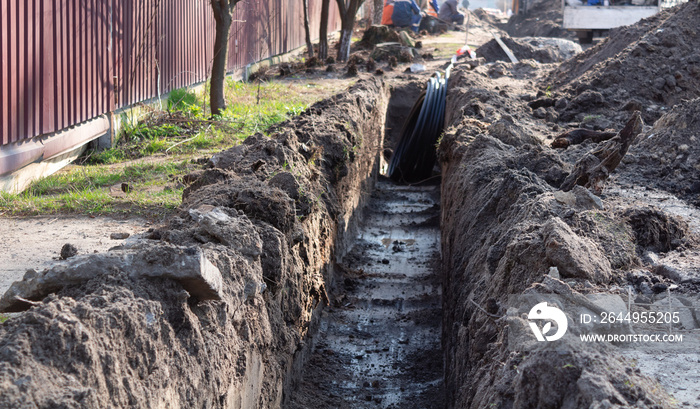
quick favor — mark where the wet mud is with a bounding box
[285,179,443,409]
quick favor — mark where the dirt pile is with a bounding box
[621,97,700,203]
[0,77,389,408]
[360,25,401,46]
[548,2,700,127]
[464,9,502,32]
[471,9,503,28]
[437,65,683,408]
[476,36,581,63]
[504,0,575,39]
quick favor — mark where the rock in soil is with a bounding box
[59,243,78,260]
[476,36,580,63]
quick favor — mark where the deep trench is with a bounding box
[286,85,444,408]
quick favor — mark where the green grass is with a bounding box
[167,88,199,111]
[0,78,344,218]
[0,162,194,218]
[85,80,334,163]
[430,42,469,59]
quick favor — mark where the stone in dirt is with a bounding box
[543,218,612,282]
[59,243,78,260]
[476,36,580,63]
[0,242,225,312]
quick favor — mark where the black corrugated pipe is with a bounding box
[388,70,449,184]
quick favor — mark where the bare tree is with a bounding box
[210,0,242,116]
[336,0,365,62]
[373,0,384,24]
[319,0,331,61]
[302,0,315,58]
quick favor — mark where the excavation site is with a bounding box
[1,1,700,408]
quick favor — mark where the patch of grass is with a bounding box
[0,161,194,218]
[0,314,8,323]
[88,148,127,164]
[85,80,333,163]
[430,42,468,59]
[582,114,601,123]
[141,139,169,155]
[167,88,199,111]
[7,78,345,218]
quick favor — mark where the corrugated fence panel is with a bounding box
[0,0,8,145]
[1,0,343,147]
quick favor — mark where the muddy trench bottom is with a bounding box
[286,177,444,409]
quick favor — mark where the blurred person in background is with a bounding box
[438,0,465,24]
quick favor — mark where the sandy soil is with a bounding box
[0,216,151,295]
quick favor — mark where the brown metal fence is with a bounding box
[0,0,340,147]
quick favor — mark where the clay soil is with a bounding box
[438,2,700,407]
[2,5,700,408]
[503,0,576,40]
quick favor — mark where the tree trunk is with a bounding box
[210,0,240,117]
[336,0,364,62]
[319,0,330,61]
[338,26,352,62]
[373,0,384,24]
[302,0,315,58]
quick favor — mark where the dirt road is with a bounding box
[0,216,149,295]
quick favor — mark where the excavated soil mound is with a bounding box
[471,9,503,28]
[360,25,401,46]
[621,97,700,203]
[476,36,580,63]
[504,0,575,39]
[0,78,389,408]
[548,2,700,127]
[438,65,679,409]
[623,207,689,253]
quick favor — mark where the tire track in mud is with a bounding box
[286,178,444,409]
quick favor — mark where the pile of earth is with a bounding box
[471,8,504,28]
[476,35,581,63]
[621,97,700,203]
[360,25,401,46]
[546,2,700,128]
[0,77,390,408]
[436,60,697,408]
[503,0,575,40]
